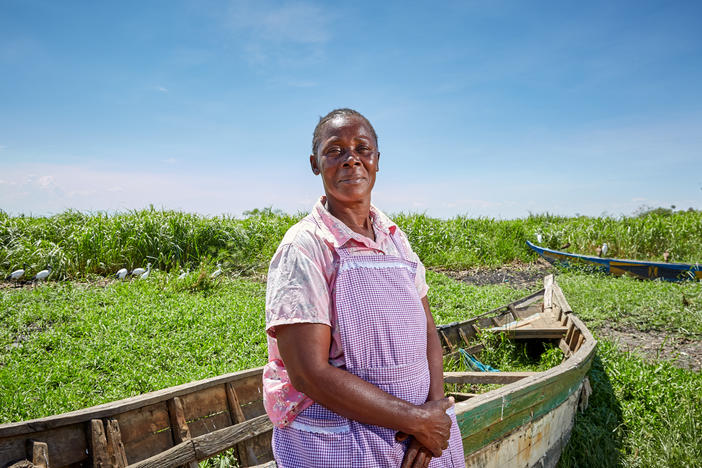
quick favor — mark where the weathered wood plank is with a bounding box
[490,327,568,340]
[167,398,191,445]
[106,419,128,468]
[551,282,573,314]
[226,383,259,467]
[248,462,277,468]
[440,330,455,352]
[167,397,197,468]
[193,415,272,460]
[180,387,230,438]
[31,441,49,468]
[126,416,271,468]
[227,375,265,409]
[116,402,173,465]
[568,328,581,351]
[90,419,109,468]
[240,402,266,423]
[558,338,572,358]
[462,384,581,467]
[447,392,479,402]
[126,440,196,468]
[543,275,554,310]
[0,368,265,439]
[0,424,88,467]
[444,372,538,385]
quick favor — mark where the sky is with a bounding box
[1,0,701,219]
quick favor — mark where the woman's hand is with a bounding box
[409,397,454,457]
[400,437,433,468]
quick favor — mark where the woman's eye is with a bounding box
[326,148,341,156]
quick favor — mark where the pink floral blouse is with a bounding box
[263,197,429,427]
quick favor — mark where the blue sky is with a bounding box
[1,0,701,218]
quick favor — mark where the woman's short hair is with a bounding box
[312,108,378,155]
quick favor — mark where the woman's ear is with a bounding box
[310,154,320,175]
[376,152,380,172]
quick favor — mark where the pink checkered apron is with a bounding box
[272,233,465,467]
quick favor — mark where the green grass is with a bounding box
[3,208,701,279]
[1,258,701,466]
[558,271,702,336]
[395,210,702,268]
[0,273,268,422]
[426,270,536,323]
[560,340,702,468]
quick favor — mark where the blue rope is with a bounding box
[458,348,499,372]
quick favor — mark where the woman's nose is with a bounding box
[341,149,362,166]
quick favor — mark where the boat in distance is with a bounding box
[527,240,702,282]
[0,276,595,468]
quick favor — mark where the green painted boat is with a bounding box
[0,276,595,468]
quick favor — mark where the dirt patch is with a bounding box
[597,326,702,372]
[436,260,556,289]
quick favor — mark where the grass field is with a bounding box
[2,208,701,279]
[1,270,700,467]
[1,208,701,467]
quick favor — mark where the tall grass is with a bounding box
[2,208,701,279]
[0,208,301,280]
[395,211,702,268]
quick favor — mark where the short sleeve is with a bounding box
[265,243,331,337]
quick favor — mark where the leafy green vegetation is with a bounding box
[1,208,701,467]
[0,274,268,422]
[559,271,702,336]
[0,208,301,280]
[560,340,702,468]
[2,208,701,279]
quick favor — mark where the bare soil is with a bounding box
[435,259,555,289]
[597,325,701,372]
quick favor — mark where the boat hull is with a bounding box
[526,241,702,281]
[463,382,583,468]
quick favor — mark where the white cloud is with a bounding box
[156,86,169,93]
[229,0,330,44]
[37,175,55,187]
[228,0,333,67]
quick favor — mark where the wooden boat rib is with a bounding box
[0,276,595,468]
[527,240,702,281]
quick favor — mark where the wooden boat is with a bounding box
[0,276,595,468]
[527,240,702,281]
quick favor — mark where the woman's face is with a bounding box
[310,115,380,205]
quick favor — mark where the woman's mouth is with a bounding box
[339,177,366,184]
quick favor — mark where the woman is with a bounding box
[263,109,464,468]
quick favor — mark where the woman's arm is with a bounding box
[399,296,446,468]
[422,295,445,402]
[275,322,453,457]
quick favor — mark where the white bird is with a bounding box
[210,263,222,279]
[6,264,27,280]
[178,269,188,280]
[536,233,543,243]
[131,263,149,277]
[115,268,128,280]
[33,265,52,282]
[601,243,609,257]
[140,263,152,280]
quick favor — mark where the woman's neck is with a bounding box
[326,197,375,241]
